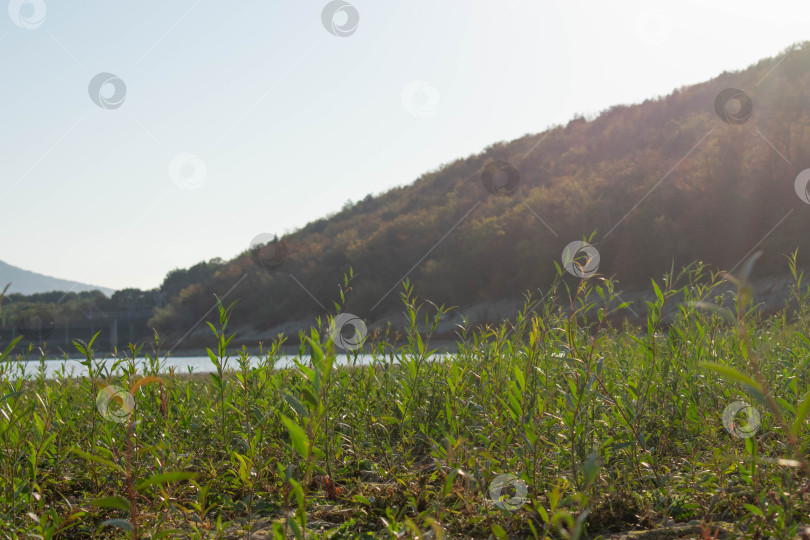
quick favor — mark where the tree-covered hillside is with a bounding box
[7,43,810,348]
[145,43,810,336]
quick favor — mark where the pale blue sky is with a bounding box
[1,0,808,291]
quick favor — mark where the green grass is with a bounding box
[1,255,810,539]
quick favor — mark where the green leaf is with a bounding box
[1,335,21,360]
[352,494,372,506]
[793,388,810,436]
[100,518,133,531]
[91,496,131,513]
[281,414,310,458]
[513,365,526,392]
[288,515,303,540]
[294,361,316,384]
[551,509,574,529]
[699,362,762,394]
[0,390,23,404]
[87,331,101,350]
[233,452,251,485]
[652,279,663,304]
[153,530,185,539]
[305,337,325,373]
[492,524,507,539]
[72,340,87,356]
[689,302,736,326]
[69,447,124,474]
[290,477,305,510]
[794,331,810,350]
[743,504,765,517]
[443,468,459,495]
[136,472,198,490]
[282,393,310,418]
[301,387,319,408]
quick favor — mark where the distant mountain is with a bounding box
[0,260,114,296]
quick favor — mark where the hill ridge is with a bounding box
[145,41,810,336]
[0,260,114,296]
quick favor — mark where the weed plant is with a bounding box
[1,256,809,538]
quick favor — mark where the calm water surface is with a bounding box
[9,354,386,379]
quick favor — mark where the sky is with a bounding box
[1,0,809,292]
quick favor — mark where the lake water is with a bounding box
[7,354,385,379]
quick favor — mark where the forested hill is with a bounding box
[152,42,810,335]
